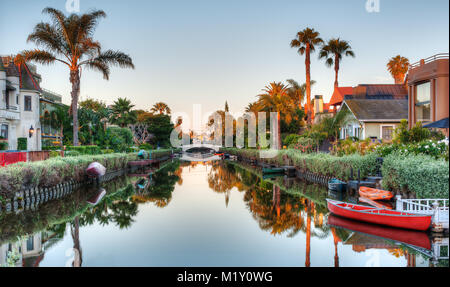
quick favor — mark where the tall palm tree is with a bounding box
[319,38,355,88]
[290,28,323,125]
[151,102,171,115]
[20,8,134,146]
[109,97,137,127]
[387,55,410,84]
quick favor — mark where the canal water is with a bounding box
[0,160,447,267]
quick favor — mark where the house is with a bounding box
[1,56,42,151]
[329,86,354,113]
[312,95,335,124]
[406,53,449,130]
[1,55,64,151]
[337,84,409,141]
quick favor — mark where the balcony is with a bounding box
[0,105,20,120]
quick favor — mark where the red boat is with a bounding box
[328,215,431,251]
[86,162,106,178]
[326,199,432,231]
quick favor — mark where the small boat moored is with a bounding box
[86,162,106,178]
[359,186,394,201]
[328,178,347,192]
[359,196,393,210]
[262,167,285,174]
[326,199,432,231]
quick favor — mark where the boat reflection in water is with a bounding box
[328,214,448,267]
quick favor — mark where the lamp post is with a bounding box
[29,125,35,138]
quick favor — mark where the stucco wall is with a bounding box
[363,122,398,140]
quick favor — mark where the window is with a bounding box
[16,95,19,105]
[381,126,394,141]
[0,124,8,140]
[354,127,361,139]
[26,236,34,251]
[415,82,431,123]
[24,96,32,111]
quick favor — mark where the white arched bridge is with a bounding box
[181,143,221,152]
[180,144,222,162]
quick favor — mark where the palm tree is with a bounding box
[286,79,316,109]
[151,102,171,115]
[109,97,137,127]
[387,55,410,84]
[20,8,134,146]
[319,38,355,88]
[290,28,323,125]
[257,82,291,149]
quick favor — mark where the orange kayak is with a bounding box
[359,196,393,209]
[359,186,394,201]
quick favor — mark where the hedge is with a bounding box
[17,138,27,151]
[382,152,449,199]
[221,148,378,181]
[66,145,101,155]
[0,153,131,199]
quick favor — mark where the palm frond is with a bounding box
[20,49,64,66]
[84,60,110,79]
[85,50,135,69]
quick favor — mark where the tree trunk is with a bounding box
[305,200,311,267]
[334,54,340,88]
[70,69,80,146]
[71,216,82,267]
[305,44,312,126]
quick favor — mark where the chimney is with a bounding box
[314,95,324,115]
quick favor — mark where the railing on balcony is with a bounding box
[409,53,449,70]
[0,104,20,120]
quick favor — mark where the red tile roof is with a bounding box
[329,86,353,106]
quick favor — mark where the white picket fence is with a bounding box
[396,196,449,231]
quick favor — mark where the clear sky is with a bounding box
[1,0,449,118]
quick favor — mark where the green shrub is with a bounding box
[17,138,27,150]
[382,152,449,199]
[104,127,133,152]
[42,146,62,151]
[221,148,378,181]
[283,134,302,146]
[49,151,61,158]
[66,145,101,155]
[139,143,154,150]
[0,142,7,151]
[101,149,115,154]
[65,151,81,157]
[394,120,431,144]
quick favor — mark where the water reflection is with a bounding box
[0,160,448,267]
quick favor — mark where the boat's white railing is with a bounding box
[396,196,449,228]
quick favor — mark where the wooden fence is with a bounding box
[0,151,50,167]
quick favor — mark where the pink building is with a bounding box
[407,53,449,129]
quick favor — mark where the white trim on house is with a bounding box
[380,124,396,141]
